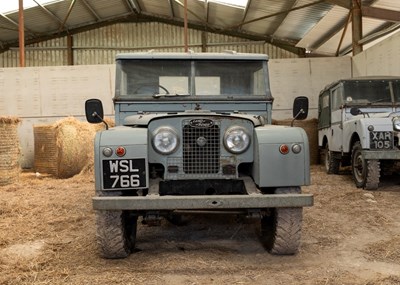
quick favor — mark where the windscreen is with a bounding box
[117,60,191,96]
[343,79,400,104]
[116,59,268,97]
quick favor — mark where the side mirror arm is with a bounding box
[92,111,109,130]
[291,109,305,127]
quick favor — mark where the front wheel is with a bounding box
[261,187,303,255]
[96,210,137,259]
[322,144,340,174]
[95,191,138,259]
[351,142,380,190]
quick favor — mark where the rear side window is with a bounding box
[318,91,330,129]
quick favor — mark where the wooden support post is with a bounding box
[183,0,188,52]
[201,31,207,52]
[351,0,363,55]
[67,34,74,65]
[18,0,25,67]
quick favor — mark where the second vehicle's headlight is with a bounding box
[224,126,251,154]
[152,127,179,154]
[393,117,400,131]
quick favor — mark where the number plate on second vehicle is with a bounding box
[369,131,393,149]
[102,159,146,190]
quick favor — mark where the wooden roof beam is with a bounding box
[167,0,175,18]
[324,0,350,9]
[59,0,77,32]
[0,13,37,36]
[204,0,209,23]
[174,0,209,26]
[124,0,141,14]
[231,0,325,29]
[34,0,64,25]
[80,0,101,21]
[362,6,400,22]
[237,0,252,32]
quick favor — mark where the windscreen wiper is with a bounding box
[152,93,190,98]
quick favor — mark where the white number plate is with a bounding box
[102,159,146,189]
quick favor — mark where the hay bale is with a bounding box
[78,117,115,176]
[34,117,113,178]
[272,118,319,165]
[0,116,21,186]
[33,125,58,176]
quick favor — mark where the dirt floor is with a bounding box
[1,165,400,285]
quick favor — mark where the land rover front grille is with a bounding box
[182,122,220,174]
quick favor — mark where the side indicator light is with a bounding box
[116,146,126,157]
[279,144,289,155]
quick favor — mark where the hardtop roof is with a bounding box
[115,52,269,61]
[319,76,400,96]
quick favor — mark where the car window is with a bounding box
[116,59,268,97]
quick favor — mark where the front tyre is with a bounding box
[323,144,340,174]
[351,142,380,190]
[261,187,303,255]
[95,191,138,259]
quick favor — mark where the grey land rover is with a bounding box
[85,52,313,258]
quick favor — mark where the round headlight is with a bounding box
[393,118,400,131]
[224,126,251,154]
[152,127,179,154]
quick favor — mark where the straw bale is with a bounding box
[272,118,319,165]
[0,116,21,186]
[34,125,59,176]
[34,117,100,178]
[0,116,21,124]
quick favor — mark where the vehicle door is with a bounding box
[329,86,344,152]
[318,90,330,147]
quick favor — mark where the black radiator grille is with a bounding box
[183,123,220,174]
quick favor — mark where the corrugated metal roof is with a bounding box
[0,0,399,57]
[273,1,333,40]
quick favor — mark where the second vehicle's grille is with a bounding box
[183,122,220,174]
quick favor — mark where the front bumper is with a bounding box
[93,194,314,210]
[362,150,400,160]
[93,177,313,211]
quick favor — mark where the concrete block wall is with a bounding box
[352,31,400,76]
[0,65,115,168]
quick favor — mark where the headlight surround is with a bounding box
[152,127,179,154]
[393,117,400,131]
[224,126,251,154]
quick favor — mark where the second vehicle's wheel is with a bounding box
[323,144,340,174]
[261,187,303,255]
[351,142,380,190]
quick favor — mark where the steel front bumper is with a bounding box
[93,177,313,210]
[362,150,400,160]
[93,193,313,210]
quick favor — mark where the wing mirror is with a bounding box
[85,99,108,129]
[291,96,309,126]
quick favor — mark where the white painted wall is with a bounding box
[0,57,351,168]
[0,65,115,168]
[269,57,351,119]
[352,31,400,77]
